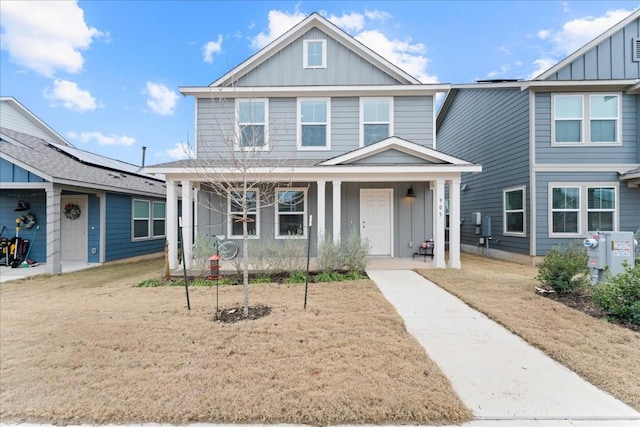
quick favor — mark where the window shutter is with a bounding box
[633,38,640,62]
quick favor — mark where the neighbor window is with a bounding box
[503,187,525,235]
[228,189,259,238]
[552,94,620,144]
[361,98,393,146]
[549,184,617,237]
[298,98,330,149]
[303,39,326,68]
[133,199,166,240]
[275,188,307,238]
[236,99,268,149]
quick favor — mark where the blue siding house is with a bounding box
[0,97,167,274]
[147,13,481,270]
[437,11,640,263]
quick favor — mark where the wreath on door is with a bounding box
[19,213,37,229]
[64,203,81,220]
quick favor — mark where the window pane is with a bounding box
[588,212,613,231]
[231,214,256,236]
[590,95,617,118]
[239,101,265,123]
[588,188,615,210]
[230,191,257,213]
[555,120,581,142]
[134,219,149,238]
[590,120,616,142]
[134,200,149,218]
[555,96,582,118]
[505,190,523,210]
[364,100,390,122]
[279,215,304,236]
[307,42,323,66]
[506,212,524,233]
[153,202,165,218]
[153,219,165,236]
[364,124,389,145]
[301,125,326,146]
[301,101,326,122]
[552,212,578,233]
[278,191,304,212]
[552,187,579,209]
[241,125,265,146]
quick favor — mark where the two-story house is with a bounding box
[147,13,481,270]
[437,10,640,264]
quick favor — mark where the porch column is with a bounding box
[45,186,62,275]
[166,179,179,270]
[332,180,342,243]
[448,177,461,269]
[181,180,193,269]
[316,180,326,242]
[434,179,446,268]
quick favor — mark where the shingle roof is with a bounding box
[1,128,166,197]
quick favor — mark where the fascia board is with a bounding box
[524,79,639,91]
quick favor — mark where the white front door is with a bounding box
[360,189,393,256]
[61,195,88,262]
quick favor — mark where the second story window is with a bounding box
[303,39,326,68]
[361,98,393,146]
[298,98,330,150]
[552,94,620,145]
[236,99,268,150]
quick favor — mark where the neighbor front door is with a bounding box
[61,195,88,262]
[360,189,393,256]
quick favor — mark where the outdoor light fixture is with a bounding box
[407,186,416,198]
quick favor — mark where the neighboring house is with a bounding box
[436,10,640,264]
[146,13,481,270]
[0,97,167,274]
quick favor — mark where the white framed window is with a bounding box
[132,199,166,240]
[297,98,330,150]
[275,188,307,239]
[360,97,393,147]
[552,93,620,145]
[303,39,326,68]
[228,189,259,239]
[236,98,268,150]
[548,183,617,237]
[503,186,525,236]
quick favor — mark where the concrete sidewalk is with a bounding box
[368,270,640,426]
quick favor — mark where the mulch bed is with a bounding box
[214,304,272,323]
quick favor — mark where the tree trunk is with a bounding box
[242,211,249,317]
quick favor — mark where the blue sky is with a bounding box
[1,1,638,166]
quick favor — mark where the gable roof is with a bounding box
[209,12,421,87]
[1,128,165,196]
[0,96,72,147]
[535,9,640,80]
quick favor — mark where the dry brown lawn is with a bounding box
[0,257,471,425]
[417,253,640,411]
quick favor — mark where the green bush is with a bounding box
[314,271,344,282]
[284,271,307,284]
[341,229,371,272]
[536,242,589,293]
[317,236,343,271]
[591,261,640,326]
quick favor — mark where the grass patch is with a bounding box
[417,253,640,411]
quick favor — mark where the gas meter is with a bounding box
[584,231,636,284]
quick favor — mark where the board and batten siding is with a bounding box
[544,17,640,80]
[0,189,47,263]
[535,92,638,164]
[437,88,530,255]
[0,158,45,183]
[235,28,401,87]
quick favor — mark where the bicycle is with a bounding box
[209,234,239,260]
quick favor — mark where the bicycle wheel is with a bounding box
[218,240,239,260]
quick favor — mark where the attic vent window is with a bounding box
[303,39,326,69]
[633,37,640,62]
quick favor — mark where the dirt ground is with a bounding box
[417,253,640,411]
[0,257,471,425]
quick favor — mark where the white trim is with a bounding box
[180,84,449,98]
[98,191,106,263]
[359,97,394,147]
[235,98,269,151]
[551,93,622,146]
[529,89,537,256]
[297,97,331,151]
[332,180,341,244]
[303,39,326,69]
[533,163,638,173]
[227,188,260,239]
[503,185,526,237]
[316,180,326,242]
[275,187,308,239]
[60,194,88,263]
[359,188,393,256]
[132,198,167,241]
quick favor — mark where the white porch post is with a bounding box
[181,180,193,269]
[332,180,342,243]
[166,179,178,270]
[434,179,446,268]
[448,177,461,269]
[45,186,62,275]
[316,180,326,242]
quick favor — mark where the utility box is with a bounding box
[583,231,636,284]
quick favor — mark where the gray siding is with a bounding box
[235,29,401,87]
[395,96,433,147]
[352,149,433,165]
[0,103,58,143]
[437,88,530,255]
[545,17,640,80]
[535,92,638,164]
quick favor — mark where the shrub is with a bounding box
[536,242,589,293]
[284,271,307,284]
[341,229,371,272]
[314,271,344,282]
[591,261,640,326]
[317,235,343,271]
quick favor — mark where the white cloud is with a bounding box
[145,82,179,115]
[365,9,392,21]
[0,0,104,77]
[528,58,558,80]
[43,79,98,112]
[537,29,550,40]
[250,9,306,49]
[67,131,135,146]
[326,12,365,32]
[203,34,223,64]
[165,142,194,159]
[486,64,512,79]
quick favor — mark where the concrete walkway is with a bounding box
[367,270,640,426]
